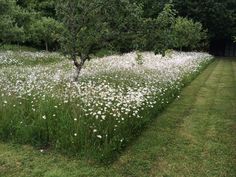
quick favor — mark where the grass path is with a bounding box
[0,58,236,177]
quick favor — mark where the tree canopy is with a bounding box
[0,0,235,54]
[0,0,25,44]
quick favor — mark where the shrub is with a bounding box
[135,51,144,65]
[171,17,207,51]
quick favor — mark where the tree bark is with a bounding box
[72,55,86,81]
[45,42,48,51]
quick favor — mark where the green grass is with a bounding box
[0,45,38,52]
[94,49,119,58]
[0,58,235,177]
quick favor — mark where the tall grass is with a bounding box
[0,44,38,52]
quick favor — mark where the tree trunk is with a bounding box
[45,42,48,51]
[74,62,83,81]
[72,55,86,81]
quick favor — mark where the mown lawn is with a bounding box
[0,58,236,177]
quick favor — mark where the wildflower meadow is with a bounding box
[0,51,213,161]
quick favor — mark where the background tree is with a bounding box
[132,0,236,53]
[56,0,108,80]
[130,4,177,55]
[0,0,25,44]
[2,0,230,55]
[17,0,56,18]
[57,0,146,80]
[29,17,63,51]
[101,0,143,53]
[173,0,236,54]
[171,17,207,51]
[136,3,207,54]
[154,3,177,55]
[130,0,167,18]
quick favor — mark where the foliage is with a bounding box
[137,4,207,54]
[133,4,176,55]
[135,51,144,65]
[16,0,56,18]
[165,49,174,57]
[173,0,236,43]
[171,17,207,50]
[1,0,235,53]
[154,3,177,55]
[131,0,167,18]
[132,0,236,50]
[1,0,213,54]
[56,0,109,79]
[29,17,63,51]
[102,0,143,52]
[56,0,146,79]
[0,0,25,44]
